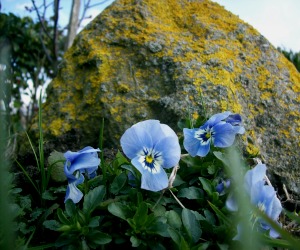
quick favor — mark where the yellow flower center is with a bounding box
[145,155,154,164]
[205,132,211,139]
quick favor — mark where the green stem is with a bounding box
[15,159,40,195]
[99,118,106,182]
[38,92,46,195]
[169,189,185,209]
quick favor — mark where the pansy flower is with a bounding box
[120,120,181,192]
[64,146,100,203]
[226,163,282,238]
[183,111,245,157]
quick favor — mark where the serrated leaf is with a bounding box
[182,208,202,243]
[83,185,106,214]
[110,172,127,195]
[42,190,57,200]
[207,164,216,174]
[177,187,203,199]
[43,220,61,231]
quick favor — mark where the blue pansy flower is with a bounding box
[120,120,181,192]
[183,111,245,157]
[216,179,231,195]
[226,163,282,238]
[64,146,100,203]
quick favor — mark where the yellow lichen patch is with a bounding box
[49,118,71,137]
[279,129,291,139]
[260,91,273,100]
[246,143,260,157]
[61,103,76,119]
[116,83,131,93]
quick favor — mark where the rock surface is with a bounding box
[28,0,300,195]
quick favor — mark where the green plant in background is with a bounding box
[4,98,300,249]
[0,13,66,130]
[278,47,300,72]
[35,112,299,249]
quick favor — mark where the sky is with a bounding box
[1,0,299,52]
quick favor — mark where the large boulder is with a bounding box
[29,0,300,195]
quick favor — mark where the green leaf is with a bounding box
[83,185,106,214]
[65,199,77,217]
[199,177,213,196]
[43,220,61,231]
[168,228,189,250]
[177,187,203,199]
[207,164,216,175]
[115,151,130,166]
[207,201,231,226]
[133,202,148,227]
[192,242,210,250]
[217,243,229,250]
[147,219,169,237]
[88,216,100,228]
[130,236,141,247]
[86,230,112,245]
[110,172,127,194]
[213,151,230,166]
[182,208,202,243]
[42,190,57,200]
[57,208,70,224]
[108,202,133,220]
[204,209,216,225]
[172,174,186,187]
[166,210,182,229]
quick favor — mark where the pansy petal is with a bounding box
[269,194,282,221]
[269,227,281,238]
[205,111,232,127]
[64,147,100,162]
[226,193,238,211]
[183,128,203,157]
[65,182,83,203]
[120,121,156,159]
[132,156,168,191]
[225,114,242,125]
[196,143,211,157]
[140,169,169,191]
[212,122,237,147]
[244,164,266,190]
[64,153,100,176]
[64,173,84,203]
[154,136,180,169]
[160,123,178,138]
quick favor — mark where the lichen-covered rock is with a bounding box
[29,0,300,195]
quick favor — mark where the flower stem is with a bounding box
[169,189,185,209]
